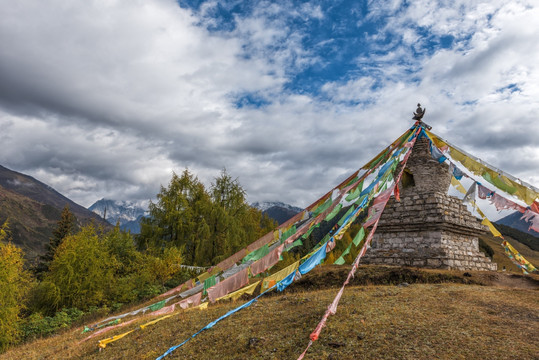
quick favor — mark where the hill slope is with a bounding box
[0,164,110,259]
[2,266,537,360]
[481,232,539,272]
[495,211,539,239]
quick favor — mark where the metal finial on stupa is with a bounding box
[412,103,426,121]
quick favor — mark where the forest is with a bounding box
[0,169,281,352]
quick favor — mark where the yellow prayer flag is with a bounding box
[502,241,537,273]
[209,266,222,276]
[187,302,208,311]
[481,218,502,238]
[451,177,467,194]
[217,281,261,302]
[475,206,486,219]
[197,272,211,283]
[98,329,136,348]
[139,315,173,330]
[263,261,300,290]
[426,130,448,149]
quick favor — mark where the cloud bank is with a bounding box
[1,0,538,208]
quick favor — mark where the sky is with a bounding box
[1,0,538,209]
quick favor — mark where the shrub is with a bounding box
[21,308,84,341]
[478,238,494,259]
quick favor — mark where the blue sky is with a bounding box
[0,0,538,210]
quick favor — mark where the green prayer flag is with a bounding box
[197,271,211,283]
[321,233,331,244]
[148,300,166,312]
[368,149,389,169]
[341,243,352,258]
[482,171,517,194]
[312,197,332,216]
[290,238,303,249]
[203,275,216,290]
[304,224,319,238]
[338,206,356,226]
[242,244,270,263]
[345,183,363,201]
[355,194,368,206]
[280,225,297,243]
[325,203,343,222]
[343,176,359,188]
[334,241,353,265]
[353,227,365,246]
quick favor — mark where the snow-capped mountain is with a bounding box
[251,201,303,225]
[251,201,303,213]
[88,199,148,232]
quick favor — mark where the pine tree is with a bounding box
[35,205,77,279]
[0,221,30,352]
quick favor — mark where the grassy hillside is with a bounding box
[480,232,539,273]
[2,266,537,360]
[0,186,59,259]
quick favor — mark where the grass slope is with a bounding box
[2,266,538,360]
[480,232,539,273]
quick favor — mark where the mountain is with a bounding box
[88,199,148,234]
[251,201,303,225]
[495,211,539,237]
[0,164,111,259]
[119,215,145,234]
[494,211,539,251]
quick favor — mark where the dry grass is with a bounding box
[2,266,538,360]
[481,233,539,273]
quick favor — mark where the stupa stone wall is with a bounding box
[363,134,497,271]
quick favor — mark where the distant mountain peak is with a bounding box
[251,201,303,225]
[251,201,303,213]
[88,198,148,233]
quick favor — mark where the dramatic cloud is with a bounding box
[1,0,538,209]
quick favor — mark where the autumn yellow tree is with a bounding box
[0,221,30,352]
[44,225,115,310]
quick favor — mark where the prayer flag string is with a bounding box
[297,125,421,359]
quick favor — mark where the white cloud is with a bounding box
[0,0,538,211]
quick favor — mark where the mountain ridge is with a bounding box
[251,201,303,225]
[89,198,148,233]
[495,211,539,237]
[0,164,111,259]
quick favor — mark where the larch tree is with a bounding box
[138,169,212,264]
[138,169,276,267]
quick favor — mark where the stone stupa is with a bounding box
[362,113,497,271]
